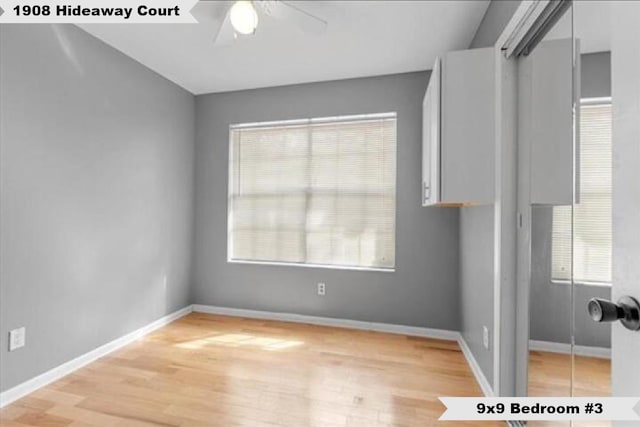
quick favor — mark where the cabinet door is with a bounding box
[440,47,495,204]
[422,58,441,206]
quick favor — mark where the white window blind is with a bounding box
[552,101,612,284]
[228,113,397,270]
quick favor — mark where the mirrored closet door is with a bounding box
[514,1,613,426]
[571,2,613,426]
[522,2,576,414]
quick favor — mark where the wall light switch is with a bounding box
[9,327,26,351]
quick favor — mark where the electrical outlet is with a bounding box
[9,327,26,351]
[482,326,490,350]
[317,282,326,296]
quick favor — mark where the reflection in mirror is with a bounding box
[524,5,574,412]
[524,1,613,426]
[507,0,615,424]
[572,1,612,426]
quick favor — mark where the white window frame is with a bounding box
[226,112,398,272]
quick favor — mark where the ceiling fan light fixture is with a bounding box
[229,1,259,35]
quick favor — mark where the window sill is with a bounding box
[551,279,612,287]
[227,258,395,273]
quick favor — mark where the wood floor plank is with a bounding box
[13,411,73,427]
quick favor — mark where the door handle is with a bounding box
[588,296,640,331]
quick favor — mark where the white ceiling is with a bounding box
[78,1,489,95]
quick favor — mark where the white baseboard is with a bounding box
[457,337,495,397]
[192,304,460,341]
[529,340,611,359]
[0,305,193,408]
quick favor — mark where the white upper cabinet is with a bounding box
[422,47,496,207]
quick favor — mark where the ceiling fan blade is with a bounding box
[259,0,328,35]
[191,1,230,25]
[214,10,237,46]
[191,1,236,46]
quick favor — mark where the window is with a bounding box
[552,100,612,285]
[228,113,397,270]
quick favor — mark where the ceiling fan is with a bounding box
[193,1,329,46]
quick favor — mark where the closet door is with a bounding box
[517,8,576,427]
[571,3,614,422]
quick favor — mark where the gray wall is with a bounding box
[458,0,524,391]
[192,72,461,330]
[529,52,612,348]
[469,0,522,50]
[0,25,196,392]
[582,51,611,99]
[460,206,495,382]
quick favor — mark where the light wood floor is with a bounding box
[528,350,610,397]
[528,350,611,427]
[1,313,502,427]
